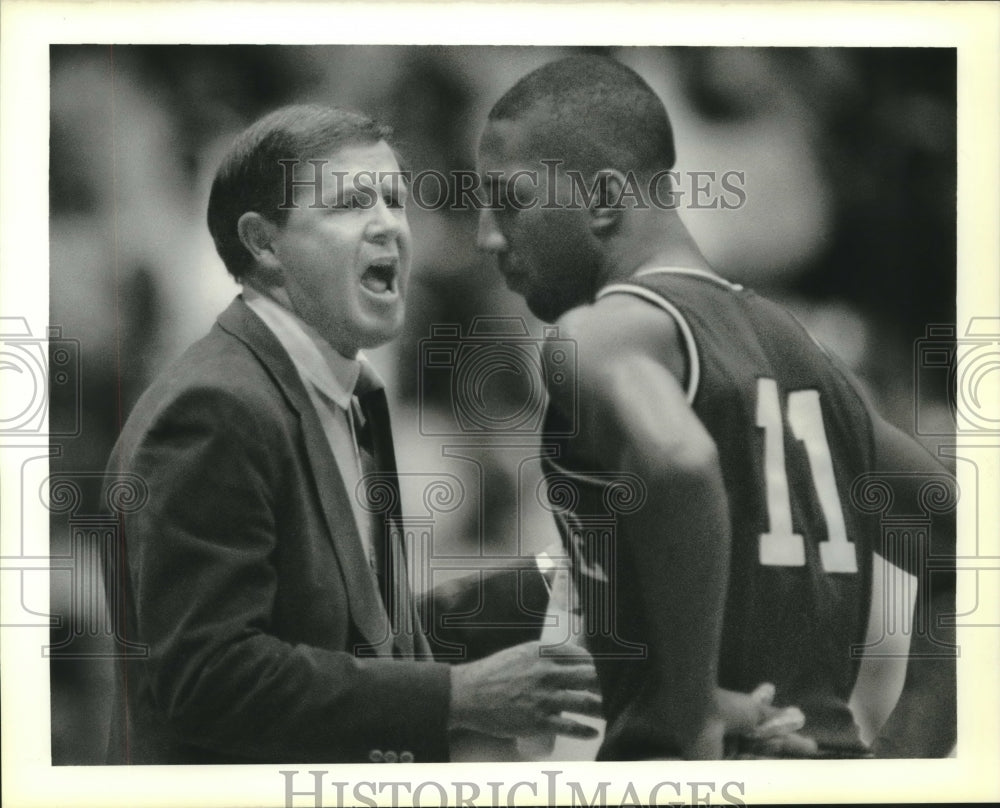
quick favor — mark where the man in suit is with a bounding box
[104,105,604,764]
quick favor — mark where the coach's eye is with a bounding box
[331,193,369,211]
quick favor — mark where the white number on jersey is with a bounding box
[755,378,858,573]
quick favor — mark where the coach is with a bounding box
[103,105,602,765]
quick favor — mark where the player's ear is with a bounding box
[237,212,283,280]
[588,169,625,238]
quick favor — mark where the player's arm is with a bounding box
[867,415,956,757]
[551,296,732,758]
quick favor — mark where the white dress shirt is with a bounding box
[243,286,380,566]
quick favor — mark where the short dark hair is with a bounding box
[207,104,392,282]
[488,55,676,178]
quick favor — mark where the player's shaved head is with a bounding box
[487,54,676,178]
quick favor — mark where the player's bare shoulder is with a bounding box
[551,292,687,389]
[543,293,688,437]
[546,303,615,401]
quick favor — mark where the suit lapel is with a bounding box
[217,297,394,655]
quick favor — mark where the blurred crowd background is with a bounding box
[47,45,956,764]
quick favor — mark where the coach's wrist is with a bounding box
[447,662,475,731]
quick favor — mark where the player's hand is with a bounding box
[718,683,819,758]
[686,683,817,758]
[448,640,602,740]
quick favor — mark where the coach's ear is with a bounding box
[237,212,284,282]
[588,169,626,238]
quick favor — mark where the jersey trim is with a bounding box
[596,283,700,404]
[633,265,744,292]
[542,456,611,487]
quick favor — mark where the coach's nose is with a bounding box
[477,209,507,254]
[365,197,404,244]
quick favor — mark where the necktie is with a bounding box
[353,361,416,658]
[351,366,383,575]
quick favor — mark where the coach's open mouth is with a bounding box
[360,259,397,295]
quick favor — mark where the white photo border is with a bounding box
[2,2,998,806]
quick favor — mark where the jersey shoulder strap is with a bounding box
[595,266,743,404]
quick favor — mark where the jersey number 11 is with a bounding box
[755,377,858,573]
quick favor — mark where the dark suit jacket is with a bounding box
[105,297,456,764]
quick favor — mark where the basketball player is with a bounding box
[475,55,956,760]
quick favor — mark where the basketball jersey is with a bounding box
[541,267,881,759]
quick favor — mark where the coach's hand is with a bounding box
[448,640,602,739]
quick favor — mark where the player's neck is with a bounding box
[603,210,712,283]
